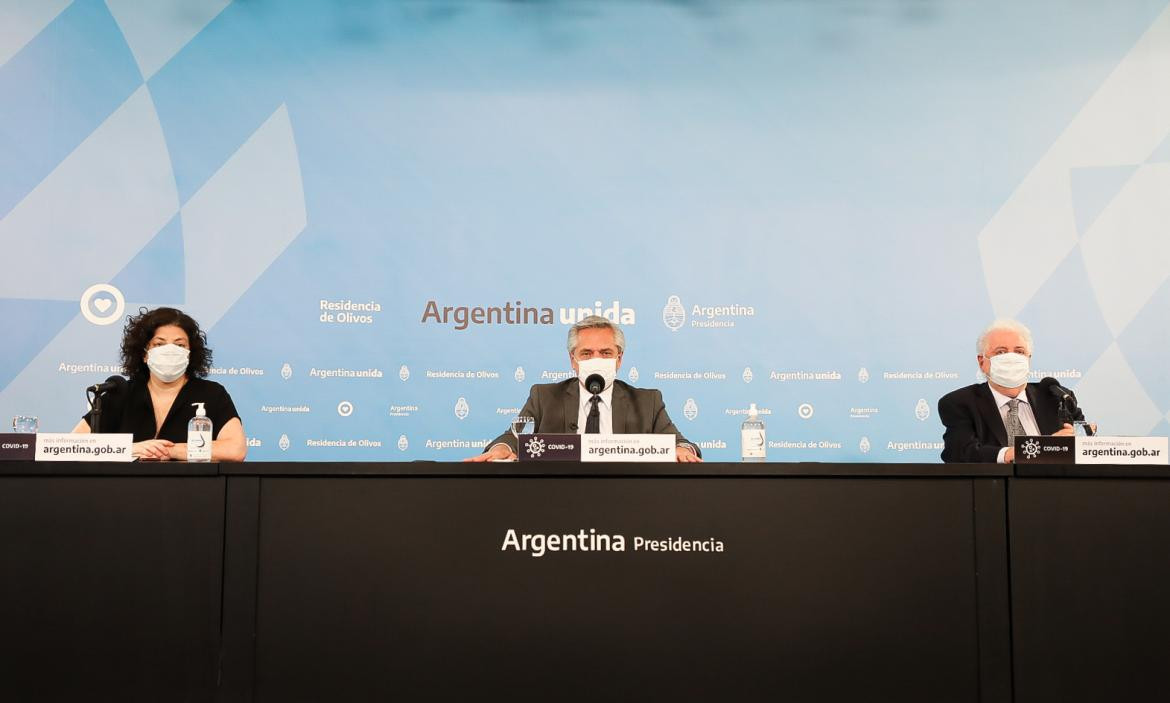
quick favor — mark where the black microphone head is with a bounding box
[568,422,578,431]
[585,373,605,395]
[89,375,128,394]
[1039,377,1068,399]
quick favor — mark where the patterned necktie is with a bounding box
[585,395,601,434]
[1005,398,1027,441]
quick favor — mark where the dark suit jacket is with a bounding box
[489,379,699,456]
[938,382,1066,463]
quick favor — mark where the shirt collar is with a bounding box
[988,382,1028,409]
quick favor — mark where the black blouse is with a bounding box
[83,377,241,443]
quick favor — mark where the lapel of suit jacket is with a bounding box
[976,383,1010,447]
[611,381,630,434]
[561,380,580,433]
[1025,383,1059,434]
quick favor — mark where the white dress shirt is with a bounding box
[990,383,1040,463]
[577,383,614,434]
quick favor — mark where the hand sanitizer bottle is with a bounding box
[187,402,213,463]
[741,403,766,462]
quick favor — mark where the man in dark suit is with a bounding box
[938,319,1074,463]
[465,315,701,463]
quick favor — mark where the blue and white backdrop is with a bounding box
[2,0,1169,461]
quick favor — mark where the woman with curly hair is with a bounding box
[72,307,247,462]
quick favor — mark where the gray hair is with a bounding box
[976,318,1033,356]
[567,315,626,355]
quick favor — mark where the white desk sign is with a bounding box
[1076,436,1168,465]
[35,433,134,462]
[581,434,677,462]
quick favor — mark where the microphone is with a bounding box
[1039,377,1074,403]
[568,422,578,432]
[585,373,605,395]
[87,375,127,395]
[1039,377,1093,435]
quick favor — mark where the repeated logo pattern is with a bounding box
[2,2,1168,462]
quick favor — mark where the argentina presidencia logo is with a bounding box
[662,295,686,331]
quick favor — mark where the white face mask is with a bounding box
[988,352,1029,389]
[146,344,190,382]
[577,357,617,394]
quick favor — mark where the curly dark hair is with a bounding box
[120,307,212,381]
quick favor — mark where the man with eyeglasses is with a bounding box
[466,315,701,463]
[938,318,1075,463]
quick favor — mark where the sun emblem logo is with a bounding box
[915,398,931,421]
[525,436,546,458]
[280,363,292,380]
[628,366,639,383]
[742,367,754,383]
[1021,438,1042,460]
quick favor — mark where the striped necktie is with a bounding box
[1005,398,1027,441]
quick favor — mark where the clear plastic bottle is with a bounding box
[187,402,213,463]
[741,403,766,462]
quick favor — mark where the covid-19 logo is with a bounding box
[1021,438,1042,459]
[525,436,546,458]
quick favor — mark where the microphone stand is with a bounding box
[1059,395,1095,436]
[87,389,108,433]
